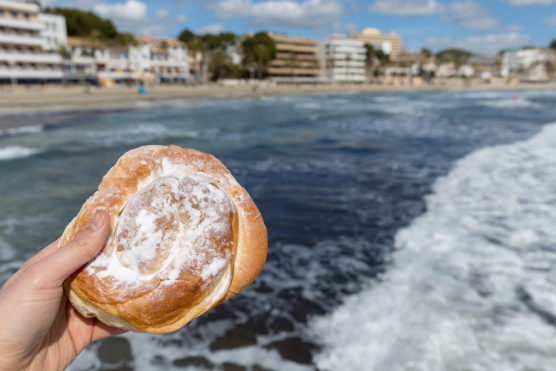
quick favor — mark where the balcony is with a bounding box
[0,68,63,79]
[0,34,45,47]
[0,52,61,64]
[0,17,43,31]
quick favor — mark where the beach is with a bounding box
[1,81,556,122]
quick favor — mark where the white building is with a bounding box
[139,37,189,83]
[323,35,366,83]
[501,48,554,81]
[0,0,65,83]
[38,13,66,51]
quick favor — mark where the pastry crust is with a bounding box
[60,145,267,334]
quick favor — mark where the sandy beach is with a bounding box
[1,81,556,129]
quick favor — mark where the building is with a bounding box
[38,13,66,51]
[322,35,366,83]
[138,36,189,83]
[0,0,65,84]
[268,32,321,81]
[351,28,401,61]
[64,35,189,86]
[501,48,554,82]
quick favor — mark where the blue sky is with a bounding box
[40,0,556,55]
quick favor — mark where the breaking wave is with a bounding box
[311,122,556,370]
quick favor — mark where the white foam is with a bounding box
[0,125,44,136]
[0,146,41,161]
[312,122,556,370]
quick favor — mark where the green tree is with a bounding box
[550,39,556,50]
[421,48,432,59]
[241,32,276,79]
[208,51,244,81]
[177,29,196,45]
[435,48,473,65]
[115,33,137,46]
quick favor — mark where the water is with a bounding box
[1,89,556,370]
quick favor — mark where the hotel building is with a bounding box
[267,32,321,80]
[351,28,401,61]
[322,35,366,83]
[0,0,65,83]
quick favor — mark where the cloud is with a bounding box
[200,23,224,34]
[547,14,556,25]
[426,32,530,55]
[368,0,444,17]
[94,0,147,21]
[505,0,556,5]
[213,0,343,29]
[444,1,499,31]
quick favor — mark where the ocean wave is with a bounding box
[480,96,541,109]
[0,125,44,137]
[0,146,41,161]
[311,122,556,370]
[83,123,196,146]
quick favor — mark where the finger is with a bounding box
[39,211,110,285]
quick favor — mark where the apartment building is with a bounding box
[268,32,321,80]
[351,28,401,61]
[0,0,65,83]
[322,35,366,83]
[138,36,189,83]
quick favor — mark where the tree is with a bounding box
[435,48,473,65]
[241,32,276,79]
[421,48,432,59]
[208,52,243,81]
[550,39,556,50]
[115,33,137,47]
[178,29,195,45]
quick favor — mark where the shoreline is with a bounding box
[1,82,556,129]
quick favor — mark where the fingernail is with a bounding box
[90,211,105,231]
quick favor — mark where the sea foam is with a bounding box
[0,146,41,161]
[311,122,556,370]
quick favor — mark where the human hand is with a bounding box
[0,211,125,371]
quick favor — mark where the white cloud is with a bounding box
[176,14,188,22]
[506,0,556,5]
[368,0,444,17]
[94,0,147,21]
[547,14,556,25]
[214,0,343,29]
[426,32,530,55]
[445,1,499,31]
[200,23,224,34]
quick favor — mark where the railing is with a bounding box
[0,17,43,30]
[0,68,63,78]
[0,34,45,47]
[0,52,61,63]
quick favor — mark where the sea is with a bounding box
[1,89,556,371]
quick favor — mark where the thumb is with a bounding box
[40,211,111,285]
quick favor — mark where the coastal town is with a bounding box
[0,0,555,91]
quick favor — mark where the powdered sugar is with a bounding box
[201,257,228,281]
[84,159,236,299]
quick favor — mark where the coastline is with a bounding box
[1,81,556,129]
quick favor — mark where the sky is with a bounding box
[37,0,556,55]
